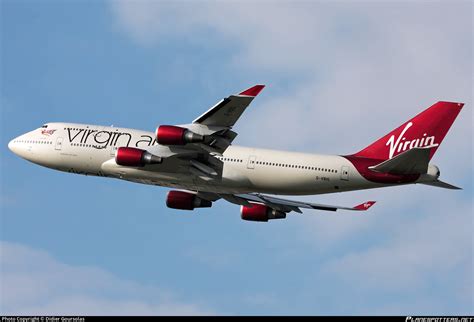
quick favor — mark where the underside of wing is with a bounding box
[180,191,376,222]
[193,85,265,127]
[235,193,376,214]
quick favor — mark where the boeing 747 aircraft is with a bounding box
[8,85,464,221]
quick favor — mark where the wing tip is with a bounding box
[353,201,376,211]
[239,84,265,97]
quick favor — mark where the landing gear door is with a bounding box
[55,137,63,151]
[341,166,349,181]
[247,155,256,169]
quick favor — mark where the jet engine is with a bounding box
[241,203,286,222]
[166,190,212,210]
[156,125,204,145]
[115,147,162,167]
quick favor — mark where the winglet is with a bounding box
[239,85,265,97]
[353,201,376,211]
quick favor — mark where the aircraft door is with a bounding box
[110,146,118,157]
[247,155,256,169]
[341,166,349,181]
[55,137,63,151]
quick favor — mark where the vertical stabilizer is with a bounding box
[353,101,463,161]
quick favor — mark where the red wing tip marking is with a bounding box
[353,201,376,211]
[239,85,265,97]
[438,101,464,108]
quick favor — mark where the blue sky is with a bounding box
[1,0,472,315]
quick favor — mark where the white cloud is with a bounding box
[321,200,472,290]
[0,241,214,315]
[312,196,473,314]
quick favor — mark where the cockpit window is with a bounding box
[41,124,48,128]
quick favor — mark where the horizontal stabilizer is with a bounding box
[369,146,433,175]
[420,180,462,190]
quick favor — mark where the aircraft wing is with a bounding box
[138,85,265,179]
[183,84,265,154]
[146,85,265,158]
[193,85,265,127]
[194,191,376,214]
[234,193,376,214]
[111,85,265,181]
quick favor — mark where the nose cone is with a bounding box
[8,138,17,154]
[8,136,28,158]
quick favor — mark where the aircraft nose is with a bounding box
[8,136,24,156]
[8,138,16,153]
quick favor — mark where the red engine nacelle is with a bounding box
[241,203,286,222]
[115,147,162,167]
[166,190,212,210]
[156,125,204,145]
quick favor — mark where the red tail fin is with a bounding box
[353,101,464,161]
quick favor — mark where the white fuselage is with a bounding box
[8,122,431,195]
